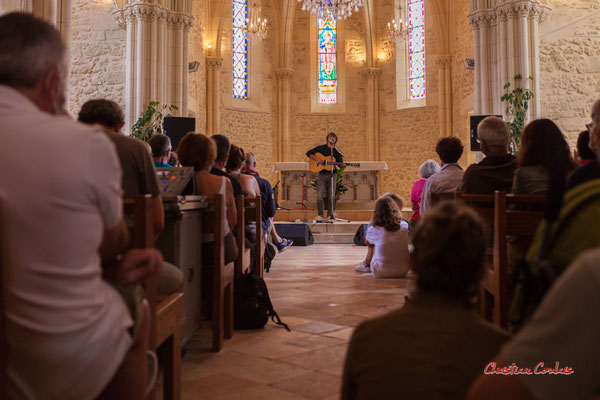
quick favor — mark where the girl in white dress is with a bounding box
[356,193,410,278]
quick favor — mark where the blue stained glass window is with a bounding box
[318,9,337,104]
[408,0,425,99]
[233,0,248,99]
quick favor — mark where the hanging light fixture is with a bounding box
[247,2,268,41]
[387,4,410,44]
[298,0,364,20]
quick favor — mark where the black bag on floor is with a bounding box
[234,273,290,331]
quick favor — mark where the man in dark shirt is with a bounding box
[566,105,600,191]
[78,99,183,295]
[149,134,173,168]
[459,116,516,194]
[210,134,242,196]
[306,132,346,220]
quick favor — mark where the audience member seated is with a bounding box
[177,132,238,264]
[355,194,409,278]
[459,116,517,194]
[0,13,162,398]
[78,99,183,295]
[574,129,596,165]
[566,99,600,191]
[410,159,440,228]
[225,144,260,196]
[243,151,292,253]
[468,248,600,400]
[342,202,509,400]
[210,134,243,197]
[149,134,173,168]
[419,137,464,215]
[512,119,576,195]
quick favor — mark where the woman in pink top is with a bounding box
[410,160,440,226]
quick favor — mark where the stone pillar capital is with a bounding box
[206,57,223,69]
[360,67,382,80]
[167,12,194,30]
[275,68,295,80]
[112,2,169,28]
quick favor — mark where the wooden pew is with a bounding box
[430,192,455,207]
[485,191,544,329]
[123,196,183,400]
[0,200,6,397]
[201,194,234,351]
[244,195,264,277]
[235,195,252,277]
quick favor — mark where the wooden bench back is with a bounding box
[489,191,545,328]
[0,199,6,396]
[122,196,158,349]
[244,195,263,277]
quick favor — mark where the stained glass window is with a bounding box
[318,9,337,104]
[232,0,248,99]
[408,0,425,99]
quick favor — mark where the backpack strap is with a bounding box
[254,276,291,332]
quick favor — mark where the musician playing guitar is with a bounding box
[306,132,347,221]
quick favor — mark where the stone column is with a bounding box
[471,19,481,114]
[530,8,542,118]
[275,68,295,162]
[206,57,222,136]
[361,67,381,161]
[517,3,531,122]
[113,2,193,131]
[479,15,491,114]
[436,55,452,137]
[498,11,508,116]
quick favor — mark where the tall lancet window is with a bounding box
[233,0,248,99]
[408,0,425,99]
[318,9,337,104]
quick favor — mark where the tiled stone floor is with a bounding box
[178,244,415,400]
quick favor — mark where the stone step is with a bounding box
[312,232,356,244]
[303,222,367,234]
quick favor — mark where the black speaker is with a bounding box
[275,223,314,246]
[163,116,196,150]
[353,224,370,246]
[470,115,502,152]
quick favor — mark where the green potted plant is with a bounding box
[311,168,348,200]
[501,75,534,155]
[131,101,178,142]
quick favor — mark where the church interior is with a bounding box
[1,0,599,399]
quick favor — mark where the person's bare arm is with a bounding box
[152,195,164,241]
[99,219,129,264]
[225,179,237,230]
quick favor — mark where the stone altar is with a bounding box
[273,161,389,210]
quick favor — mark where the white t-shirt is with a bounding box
[0,86,133,399]
[502,248,600,400]
[366,221,410,278]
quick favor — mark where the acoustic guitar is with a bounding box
[308,152,360,173]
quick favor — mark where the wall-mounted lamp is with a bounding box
[465,58,475,70]
[189,61,200,73]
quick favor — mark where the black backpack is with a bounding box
[234,273,290,331]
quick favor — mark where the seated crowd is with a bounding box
[2,11,599,400]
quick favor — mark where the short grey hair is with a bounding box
[478,116,510,149]
[245,152,255,166]
[591,99,600,125]
[0,12,65,89]
[418,159,441,178]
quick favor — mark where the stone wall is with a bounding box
[189,0,206,130]
[217,0,276,183]
[291,3,368,176]
[380,107,440,202]
[539,0,600,146]
[378,0,443,199]
[69,0,125,117]
[451,0,474,150]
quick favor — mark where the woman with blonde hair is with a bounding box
[356,193,409,278]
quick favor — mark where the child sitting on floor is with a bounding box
[356,193,410,278]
